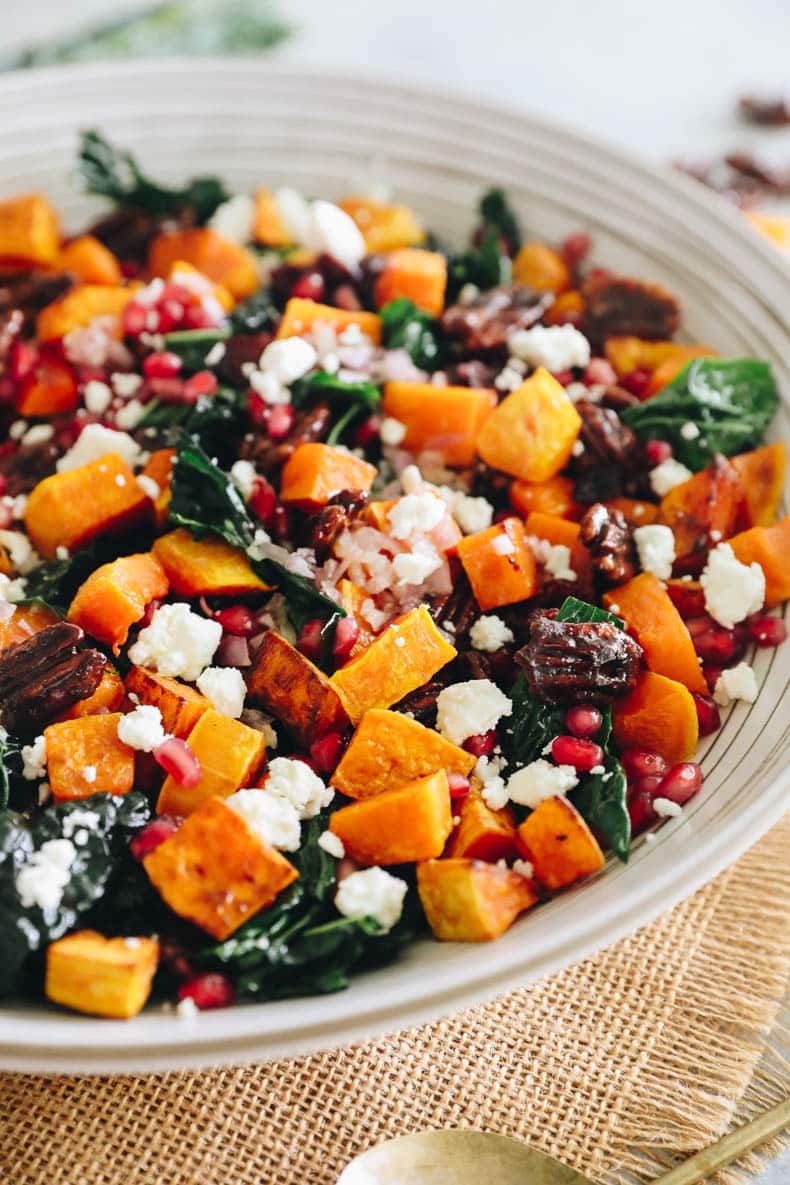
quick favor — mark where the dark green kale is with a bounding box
[446,229,510,303]
[291,370,382,446]
[136,386,248,462]
[380,298,443,370]
[162,327,231,373]
[228,290,280,334]
[479,187,522,252]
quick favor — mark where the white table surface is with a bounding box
[1,0,788,1178]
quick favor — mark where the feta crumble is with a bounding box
[303,200,366,270]
[379,416,408,447]
[57,423,142,473]
[652,797,682,818]
[258,337,317,386]
[387,492,445,540]
[225,788,301,851]
[469,615,514,652]
[15,838,76,912]
[512,859,535,880]
[634,524,676,582]
[318,830,345,859]
[128,602,222,682]
[117,704,167,753]
[196,667,246,719]
[544,543,576,581]
[680,421,700,440]
[176,996,199,1022]
[207,193,256,244]
[137,475,160,500]
[475,754,509,811]
[436,680,512,745]
[649,457,693,497]
[437,486,494,535]
[508,323,591,372]
[230,459,257,501]
[82,380,113,415]
[21,734,47,781]
[506,759,578,809]
[334,867,408,933]
[264,756,333,818]
[22,423,54,447]
[0,529,41,574]
[114,399,146,430]
[700,543,765,628]
[392,547,442,586]
[111,372,143,399]
[713,662,759,706]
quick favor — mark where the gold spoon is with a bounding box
[337,1097,790,1184]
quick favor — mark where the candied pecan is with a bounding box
[441,284,553,354]
[86,208,170,265]
[218,332,273,387]
[240,401,332,476]
[392,680,444,727]
[429,569,479,639]
[0,309,24,375]
[0,438,59,495]
[446,359,500,388]
[597,385,640,412]
[739,95,790,126]
[582,273,680,342]
[0,271,75,330]
[517,613,643,704]
[0,623,106,736]
[307,490,370,562]
[579,502,637,586]
[571,400,642,503]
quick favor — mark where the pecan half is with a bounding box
[392,679,444,727]
[429,569,479,639]
[739,95,790,126]
[441,284,553,354]
[86,208,170,265]
[517,613,643,704]
[0,270,75,330]
[572,400,642,503]
[582,273,680,342]
[306,489,370,563]
[579,502,637,586]
[0,438,60,495]
[0,623,106,736]
[240,400,332,476]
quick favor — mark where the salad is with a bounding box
[0,131,786,1021]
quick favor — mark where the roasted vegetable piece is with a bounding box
[252,188,291,247]
[476,367,582,482]
[16,356,78,417]
[605,497,659,527]
[68,552,169,653]
[0,193,60,266]
[139,447,175,529]
[517,797,605,890]
[144,796,297,940]
[604,336,715,378]
[603,572,707,693]
[0,602,58,653]
[36,284,133,341]
[340,196,425,252]
[279,443,377,511]
[147,228,258,301]
[524,511,592,585]
[58,235,122,285]
[510,475,580,521]
[58,666,126,720]
[582,274,680,342]
[276,297,382,344]
[381,381,497,467]
[374,248,448,318]
[44,713,135,801]
[417,858,538,941]
[0,622,107,737]
[445,786,518,861]
[152,528,268,596]
[329,606,457,725]
[657,454,744,560]
[517,613,643,705]
[45,931,159,1019]
[246,630,350,747]
[613,670,698,763]
[25,454,151,558]
[156,709,267,816]
[646,346,720,395]
[730,442,787,528]
[329,769,453,865]
[331,708,475,799]
[125,666,211,738]
[728,516,790,607]
[456,517,539,611]
[512,241,570,293]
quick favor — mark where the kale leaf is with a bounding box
[622,357,779,470]
[446,228,510,303]
[228,290,280,334]
[380,298,443,370]
[162,328,231,374]
[22,540,105,611]
[78,129,229,224]
[137,386,248,462]
[502,673,565,771]
[291,370,382,446]
[479,187,522,252]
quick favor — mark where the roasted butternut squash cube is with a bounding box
[336,578,377,656]
[658,455,744,560]
[148,228,258,301]
[156,709,266,816]
[279,443,377,511]
[456,517,538,611]
[25,454,151,558]
[276,297,382,344]
[58,666,127,720]
[0,602,58,653]
[330,606,457,725]
[603,572,707,693]
[125,666,212,738]
[604,336,716,379]
[36,285,134,342]
[510,475,580,521]
[59,235,122,285]
[44,714,135,801]
[512,241,570,293]
[252,187,291,247]
[332,708,475,800]
[16,357,78,417]
[340,196,425,252]
[45,931,159,1019]
[477,367,581,482]
[731,442,787,528]
[144,795,297,940]
[246,630,350,747]
[329,769,453,865]
[605,497,659,527]
[417,858,538,941]
[445,786,518,861]
[140,448,175,529]
[152,528,269,597]
[728,515,790,608]
[517,797,605,890]
[523,510,592,585]
[612,670,699,764]
[0,193,60,266]
[381,381,497,467]
[374,248,447,318]
[68,552,169,653]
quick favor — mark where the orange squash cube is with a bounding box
[336,578,377,656]
[252,187,291,247]
[144,795,297,940]
[332,708,475,800]
[246,630,350,747]
[417,858,538,941]
[606,497,659,527]
[330,769,453,865]
[603,572,707,693]
[330,605,457,725]
[147,228,258,301]
[68,553,169,653]
[512,241,569,293]
[44,714,135,801]
[477,368,582,482]
[381,381,497,466]
[728,515,790,607]
[0,602,58,653]
[445,786,518,861]
[523,510,592,584]
[510,475,580,521]
[156,709,266,816]
[340,196,425,252]
[36,285,134,342]
[0,193,60,266]
[16,357,78,417]
[279,442,377,511]
[612,670,699,764]
[139,448,175,529]
[456,517,538,611]
[152,528,269,597]
[731,442,787,528]
[517,797,605,890]
[658,455,744,560]
[276,297,382,344]
[59,235,122,286]
[545,289,585,326]
[45,931,159,1019]
[374,248,447,318]
[604,336,716,379]
[646,346,720,395]
[125,666,212,739]
[58,666,127,721]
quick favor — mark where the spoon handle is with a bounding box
[652,1097,790,1185]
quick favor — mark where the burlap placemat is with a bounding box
[2,815,789,1185]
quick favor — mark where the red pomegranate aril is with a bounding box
[129,814,182,861]
[183,370,218,401]
[628,791,657,835]
[266,403,294,440]
[333,616,360,660]
[122,302,149,336]
[666,582,706,620]
[657,761,703,805]
[120,259,141,279]
[462,730,498,758]
[332,283,362,310]
[9,340,37,382]
[551,368,574,386]
[645,438,673,466]
[685,614,713,639]
[551,735,604,772]
[621,367,652,399]
[297,619,326,664]
[703,663,723,691]
[147,376,187,404]
[139,597,163,628]
[447,772,471,799]
[584,357,617,386]
[620,748,668,781]
[214,604,259,637]
[177,972,235,1011]
[354,415,381,448]
[157,299,187,333]
[247,389,268,426]
[564,704,603,739]
[310,730,345,773]
[249,477,277,524]
[693,625,741,665]
[291,272,326,301]
[154,737,202,787]
[628,774,664,799]
[748,613,787,647]
[692,692,721,737]
[270,503,292,540]
[183,303,220,330]
[143,350,183,380]
[561,231,592,268]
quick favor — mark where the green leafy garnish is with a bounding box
[291,370,382,446]
[502,673,564,771]
[622,357,779,470]
[446,228,510,303]
[163,328,230,373]
[228,289,280,333]
[479,187,522,252]
[137,386,247,462]
[22,541,105,611]
[380,298,442,370]
[0,732,20,811]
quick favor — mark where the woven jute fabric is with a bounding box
[2,815,789,1185]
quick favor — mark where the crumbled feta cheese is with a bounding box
[204,340,226,367]
[680,421,700,440]
[571,439,585,456]
[225,788,301,851]
[359,597,389,632]
[436,680,512,745]
[230,459,257,501]
[543,543,576,581]
[11,493,27,520]
[56,545,70,561]
[61,808,101,840]
[475,754,508,810]
[22,423,54,447]
[265,756,333,818]
[258,337,317,385]
[9,420,27,440]
[379,416,408,447]
[137,474,160,500]
[117,704,167,753]
[469,615,514,652]
[318,830,345,859]
[495,364,525,393]
[634,524,676,582]
[247,527,273,561]
[196,666,246,719]
[0,529,41,574]
[649,457,693,497]
[713,661,759,706]
[57,424,142,473]
[437,486,494,535]
[512,858,534,880]
[304,200,366,270]
[21,734,47,781]
[111,372,143,399]
[508,323,591,372]
[83,380,113,415]
[128,603,222,682]
[392,547,442,586]
[249,368,289,406]
[208,193,256,244]
[15,838,76,912]
[334,867,408,932]
[81,767,97,785]
[273,186,311,243]
[458,283,480,305]
[176,996,199,1022]
[506,759,579,808]
[114,399,146,430]
[387,492,445,540]
[652,797,682,818]
[0,573,27,602]
[400,464,425,495]
[700,543,765,628]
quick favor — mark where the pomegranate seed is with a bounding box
[157,299,187,333]
[270,503,292,540]
[551,368,574,386]
[143,351,182,380]
[9,340,37,382]
[623,368,652,399]
[645,439,673,466]
[666,582,706,619]
[693,625,742,665]
[620,748,668,781]
[462,730,498,758]
[564,704,603,739]
[628,791,658,834]
[748,613,787,647]
[0,474,7,498]
[551,735,604,772]
[584,357,617,386]
[354,415,381,448]
[703,663,723,690]
[447,772,471,799]
[182,370,218,401]
[122,302,149,336]
[161,282,192,304]
[183,303,220,330]
[247,389,268,426]
[153,737,202,787]
[297,619,326,664]
[628,774,664,799]
[147,377,187,404]
[130,815,182,861]
[693,692,721,737]
[140,597,163,628]
[291,272,326,301]
[657,761,703,804]
[177,972,235,1011]
[120,260,141,279]
[561,231,592,268]
[685,614,713,638]
[266,403,294,440]
[310,730,345,773]
[333,616,360,660]
[249,477,277,524]
[214,605,259,637]
[332,283,361,310]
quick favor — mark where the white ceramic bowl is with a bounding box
[0,59,787,1074]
